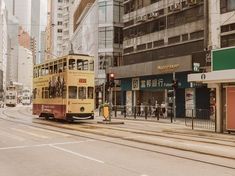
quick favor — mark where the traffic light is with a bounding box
[109,73,115,87]
[172,79,178,89]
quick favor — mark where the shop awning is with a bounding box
[188,69,235,83]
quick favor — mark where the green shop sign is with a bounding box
[212,47,235,71]
[121,72,190,91]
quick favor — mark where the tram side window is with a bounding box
[42,88,45,98]
[69,59,76,70]
[83,60,88,70]
[54,64,58,73]
[90,61,94,71]
[63,61,67,70]
[69,86,77,99]
[88,87,94,99]
[78,87,86,99]
[33,88,37,99]
[77,60,88,70]
[49,65,53,74]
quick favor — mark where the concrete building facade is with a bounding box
[110,0,209,117]
[31,0,41,63]
[50,0,64,57]
[188,0,235,133]
[18,46,33,90]
[7,15,19,85]
[0,0,8,93]
[71,0,124,106]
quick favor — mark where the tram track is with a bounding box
[1,107,235,170]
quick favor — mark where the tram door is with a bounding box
[226,87,235,131]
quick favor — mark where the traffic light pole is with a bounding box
[109,87,113,122]
[173,72,176,122]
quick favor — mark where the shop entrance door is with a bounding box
[226,87,235,131]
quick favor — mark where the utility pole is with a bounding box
[173,72,176,122]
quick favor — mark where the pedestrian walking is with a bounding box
[161,101,166,118]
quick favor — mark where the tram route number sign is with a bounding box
[79,79,87,83]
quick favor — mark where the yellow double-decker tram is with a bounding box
[33,54,95,122]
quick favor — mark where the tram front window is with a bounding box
[78,87,86,99]
[69,86,77,99]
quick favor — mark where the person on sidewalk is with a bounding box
[161,101,166,118]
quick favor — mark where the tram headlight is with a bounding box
[80,107,85,112]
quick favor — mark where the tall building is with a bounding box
[40,31,46,62]
[0,0,8,92]
[62,0,72,55]
[110,0,209,116]
[18,46,33,90]
[50,0,64,57]
[71,0,124,106]
[31,0,41,63]
[18,26,31,50]
[6,14,19,85]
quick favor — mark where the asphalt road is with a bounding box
[0,106,234,176]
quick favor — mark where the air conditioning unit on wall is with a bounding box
[148,12,159,19]
[136,15,147,23]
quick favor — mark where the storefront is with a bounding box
[121,71,209,118]
[188,47,235,133]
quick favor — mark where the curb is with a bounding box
[33,119,235,160]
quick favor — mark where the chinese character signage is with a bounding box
[132,78,139,90]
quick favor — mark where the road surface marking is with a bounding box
[11,128,49,139]
[26,126,71,137]
[0,131,25,141]
[0,139,96,151]
[50,145,105,164]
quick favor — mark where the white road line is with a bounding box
[26,126,71,137]
[0,140,96,151]
[0,131,25,141]
[50,145,104,164]
[11,128,49,139]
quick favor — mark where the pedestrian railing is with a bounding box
[184,108,215,131]
[110,105,175,122]
[99,105,216,131]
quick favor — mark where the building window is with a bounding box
[168,36,181,44]
[58,21,62,25]
[137,44,146,51]
[57,29,63,33]
[114,27,123,48]
[114,0,124,23]
[221,34,235,47]
[58,0,63,3]
[190,30,204,40]
[153,39,164,47]
[182,34,189,41]
[99,1,113,24]
[124,47,134,54]
[221,0,235,13]
[221,23,235,33]
[99,27,113,49]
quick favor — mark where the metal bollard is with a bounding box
[124,106,126,118]
[134,106,136,119]
[145,106,148,120]
[192,109,194,130]
[114,106,117,117]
